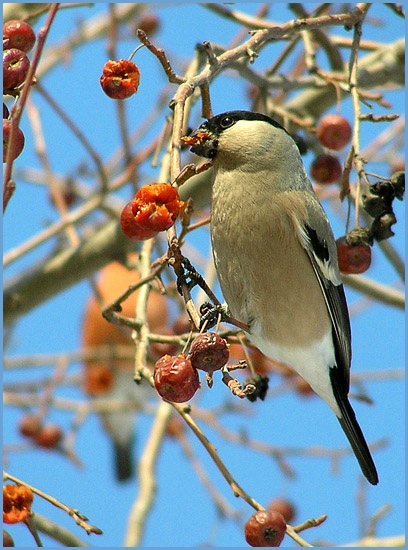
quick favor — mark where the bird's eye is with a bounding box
[220,116,235,129]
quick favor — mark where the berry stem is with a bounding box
[128,43,145,61]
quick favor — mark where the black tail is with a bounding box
[113,438,134,482]
[336,396,379,485]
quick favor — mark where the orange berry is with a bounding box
[100,59,140,100]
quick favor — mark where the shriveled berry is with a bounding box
[371,212,397,241]
[189,332,229,373]
[244,510,286,547]
[3,20,36,53]
[244,373,269,402]
[3,48,30,89]
[3,119,25,162]
[267,497,296,524]
[336,236,372,274]
[33,424,63,449]
[3,103,10,119]
[18,414,42,438]
[154,354,200,403]
[316,114,352,150]
[310,154,342,184]
[100,59,140,99]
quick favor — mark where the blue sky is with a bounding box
[3,4,405,547]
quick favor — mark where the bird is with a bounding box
[183,110,379,485]
[82,257,168,481]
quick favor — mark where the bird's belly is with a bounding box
[212,227,331,348]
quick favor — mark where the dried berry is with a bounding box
[154,354,200,403]
[316,114,352,150]
[189,332,229,373]
[310,154,342,184]
[3,20,36,53]
[390,171,405,200]
[244,510,286,547]
[244,373,269,402]
[3,119,25,162]
[120,183,185,240]
[100,59,140,99]
[371,211,397,241]
[3,48,30,89]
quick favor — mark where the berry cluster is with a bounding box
[310,114,352,184]
[18,413,63,449]
[153,332,230,403]
[335,171,405,274]
[3,19,36,163]
[362,171,405,241]
[120,183,186,240]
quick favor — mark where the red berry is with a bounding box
[18,414,42,438]
[310,154,342,184]
[33,424,63,449]
[120,183,185,240]
[316,114,352,150]
[336,236,372,274]
[3,119,25,162]
[3,48,30,89]
[3,530,15,547]
[244,510,287,547]
[267,498,296,524]
[188,332,229,373]
[120,201,158,240]
[100,59,140,100]
[153,354,200,403]
[3,20,36,53]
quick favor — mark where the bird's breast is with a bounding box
[210,171,331,350]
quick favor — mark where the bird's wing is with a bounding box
[297,221,352,392]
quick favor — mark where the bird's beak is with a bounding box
[181,129,217,159]
[181,130,211,147]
